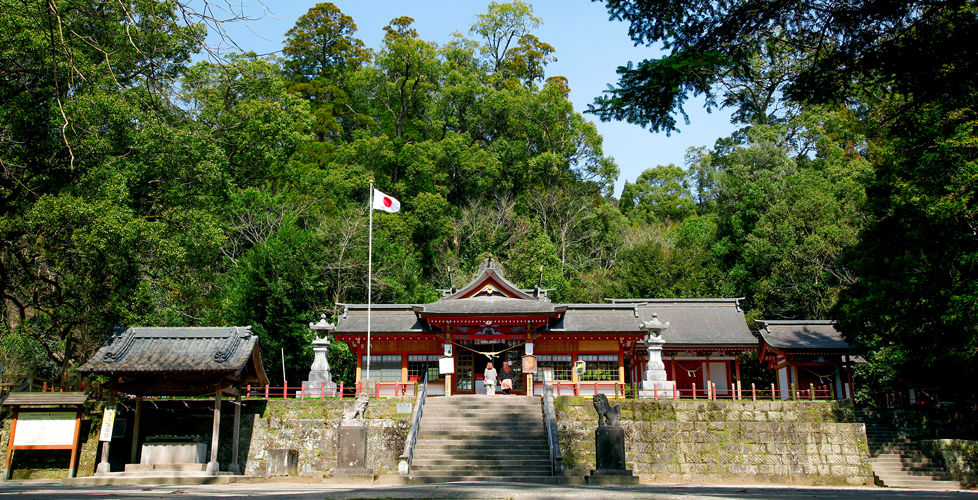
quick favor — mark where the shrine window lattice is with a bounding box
[535,354,572,381]
[408,355,440,382]
[578,354,618,381]
[361,354,401,381]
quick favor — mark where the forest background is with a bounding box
[1,0,975,403]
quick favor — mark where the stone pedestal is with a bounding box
[140,442,207,464]
[639,380,676,399]
[587,427,638,485]
[266,449,299,477]
[335,425,373,476]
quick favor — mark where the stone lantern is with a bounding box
[306,314,337,396]
[639,314,675,398]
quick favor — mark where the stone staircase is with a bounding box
[856,408,963,490]
[408,395,554,483]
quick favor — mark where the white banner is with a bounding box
[98,406,117,442]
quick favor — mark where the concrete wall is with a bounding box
[555,397,872,485]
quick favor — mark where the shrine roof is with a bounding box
[417,296,558,316]
[756,320,850,351]
[559,299,757,346]
[77,326,267,384]
[334,304,428,334]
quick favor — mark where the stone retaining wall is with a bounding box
[1,397,413,479]
[555,397,872,485]
[919,439,978,486]
[242,398,411,477]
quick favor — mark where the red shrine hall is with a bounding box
[332,259,762,397]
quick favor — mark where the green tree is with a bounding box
[620,164,695,222]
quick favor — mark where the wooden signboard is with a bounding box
[2,392,87,480]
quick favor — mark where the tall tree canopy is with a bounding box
[591,0,978,397]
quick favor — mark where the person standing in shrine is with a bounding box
[484,362,497,395]
[499,362,515,395]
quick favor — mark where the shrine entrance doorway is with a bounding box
[453,340,526,394]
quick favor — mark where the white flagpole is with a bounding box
[366,180,373,382]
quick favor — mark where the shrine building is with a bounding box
[756,320,857,400]
[332,259,758,397]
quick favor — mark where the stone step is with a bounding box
[406,475,562,484]
[415,443,550,453]
[423,409,543,417]
[411,469,551,477]
[425,402,544,408]
[412,458,551,467]
[418,431,547,439]
[877,475,963,489]
[411,464,552,473]
[418,423,547,432]
[413,448,550,459]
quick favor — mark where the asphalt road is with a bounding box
[2,481,977,500]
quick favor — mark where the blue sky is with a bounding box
[206,0,737,197]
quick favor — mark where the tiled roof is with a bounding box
[334,298,757,347]
[419,296,557,315]
[757,320,850,351]
[334,305,426,334]
[78,326,262,375]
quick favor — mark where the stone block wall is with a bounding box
[919,439,978,486]
[1,396,413,479]
[242,398,411,477]
[555,397,872,485]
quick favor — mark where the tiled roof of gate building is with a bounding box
[78,326,260,374]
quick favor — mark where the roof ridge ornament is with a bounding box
[213,326,241,363]
[104,327,136,363]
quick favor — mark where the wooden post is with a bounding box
[97,391,116,474]
[810,383,815,401]
[130,396,143,465]
[246,385,251,400]
[752,383,757,401]
[283,382,288,400]
[300,382,305,400]
[692,383,697,400]
[207,387,221,472]
[771,382,776,401]
[229,392,242,474]
[68,407,82,478]
[3,408,18,480]
[339,381,345,398]
[264,385,269,400]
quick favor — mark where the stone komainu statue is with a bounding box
[592,393,621,427]
[341,394,369,425]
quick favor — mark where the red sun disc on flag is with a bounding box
[384,197,393,208]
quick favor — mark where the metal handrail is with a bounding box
[542,382,562,476]
[399,372,428,475]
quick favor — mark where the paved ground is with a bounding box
[2,480,977,500]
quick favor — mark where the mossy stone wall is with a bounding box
[919,439,978,486]
[555,398,872,485]
[1,396,413,479]
[243,397,411,477]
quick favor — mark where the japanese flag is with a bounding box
[372,188,400,213]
